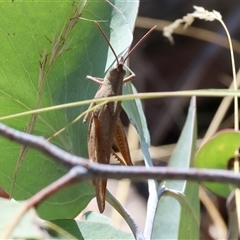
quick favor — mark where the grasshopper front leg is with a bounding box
[86,75,104,85]
[123,64,135,83]
[83,102,95,123]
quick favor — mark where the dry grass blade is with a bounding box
[136,16,240,54]
[199,186,227,239]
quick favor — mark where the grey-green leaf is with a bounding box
[50,217,134,240]
[151,97,200,239]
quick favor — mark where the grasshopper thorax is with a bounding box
[107,56,126,82]
[112,64,126,76]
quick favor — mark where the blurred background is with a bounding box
[131,0,240,146]
[112,1,240,239]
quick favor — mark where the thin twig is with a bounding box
[0,122,89,168]
[106,190,145,240]
[1,122,240,237]
[0,122,240,184]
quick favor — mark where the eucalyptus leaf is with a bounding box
[123,83,150,146]
[50,218,134,240]
[0,198,43,239]
[152,97,199,239]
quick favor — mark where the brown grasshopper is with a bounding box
[83,22,156,213]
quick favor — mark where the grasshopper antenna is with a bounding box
[94,21,119,66]
[123,25,157,63]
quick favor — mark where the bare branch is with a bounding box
[1,122,239,239]
[106,190,145,240]
[0,122,239,184]
[0,123,89,168]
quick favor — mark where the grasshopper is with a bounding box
[84,22,156,213]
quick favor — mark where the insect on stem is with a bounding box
[85,19,156,213]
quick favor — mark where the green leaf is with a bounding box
[195,130,240,197]
[151,97,200,239]
[0,0,139,220]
